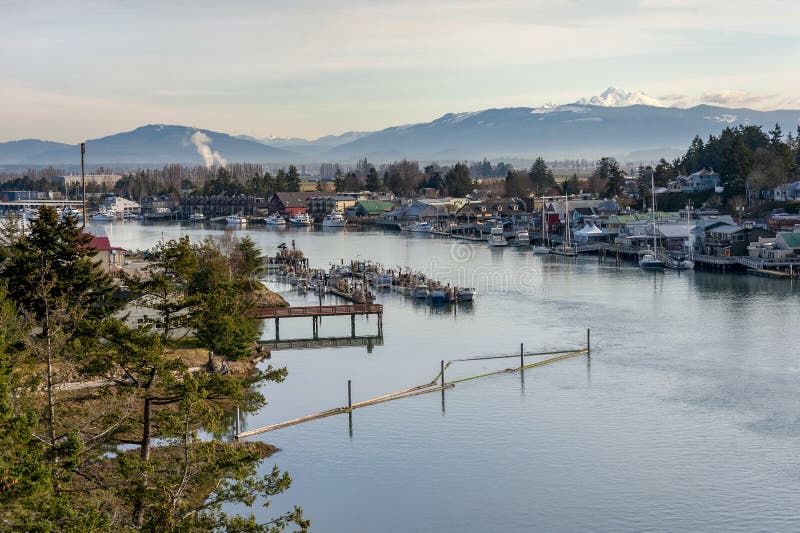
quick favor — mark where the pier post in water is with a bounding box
[347,380,352,411]
[234,405,240,437]
[351,314,356,337]
[520,342,524,369]
[440,360,445,387]
[275,317,280,341]
[587,328,591,356]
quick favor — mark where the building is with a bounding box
[101,196,140,216]
[307,195,357,217]
[266,192,314,217]
[0,190,63,202]
[52,174,123,190]
[698,220,749,257]
[773,181,800,201]
[81,235,126,272]
[675,169,720,192]
[346,200,397,218]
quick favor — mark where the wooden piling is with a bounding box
[587,328,591,356]
[520,343,524,369]
[234,405,240,437]
[275,317,280,341]
[440,360,445,387]
[351,314,356,337]
[347,380,352,411]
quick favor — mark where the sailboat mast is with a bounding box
[650,170,657,253]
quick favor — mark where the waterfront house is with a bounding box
[382,201,447,226]
[700,221,749,257]
[657,224,692,252]
[266,192,314,217]
[101,195,140,216]
[346,200,397,218]
[775,231,800,255]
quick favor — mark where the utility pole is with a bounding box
[81,142,86,230]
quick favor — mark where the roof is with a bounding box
[271,192,314,208]
[657,225,690,238]
[356,200,396,214]
[778,232,800,248]
[708,223,746,235]
[80,235,126,253]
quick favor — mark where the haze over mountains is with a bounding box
[2,88,798,168]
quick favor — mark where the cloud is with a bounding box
[699,90,780,108]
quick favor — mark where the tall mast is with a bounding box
[650,169,657,253]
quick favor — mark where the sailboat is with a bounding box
[674,203,694,269]
[551,195,577,256]
[638,172,666,271]
[532,202,550,254]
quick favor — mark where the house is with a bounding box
[82,235,126,272]
[657,224,692,252]
[676,169,720,192]
[773,181,800,201]
[266,192,314,217]
[382,201,447,225]
[699,221,749,257]
[775,231,800,255]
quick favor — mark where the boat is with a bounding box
[412,284,429,298]
[532,204,550,254]
[514,228,530,246]
[410,221,431,233]
[226,213,247,225]
[370,273,392,288]
[289,213,313,226]
[639,171,665,271]
[427,286,447,303]
[264,213,286,225]
[672,203,694,270]
[487,224,507,247]
[552,194,577,256]
[189,212,206,222]
[91,210,115,222]
[456,287,476,301]
[322,210,347,228]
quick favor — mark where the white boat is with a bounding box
[487,225,507,247]
[410,221,431,233]
[639,251,666,271]
[264,213,286,226]
[289,213,313,226]
[322,211,347,228]
[532,245,550,254]
[370,273,392,288]
[91,210,115,222]
[639,167,665,271]
[226,213,247,225]
[189,212,206,222]
[412,284,429,298]
[532,204,550,254]
[456,287,476,301]
[514,229,530,246]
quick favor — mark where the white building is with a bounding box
[773,181,800,202]
[101,196,140,216]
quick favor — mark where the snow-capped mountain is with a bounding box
[575,87,664,107]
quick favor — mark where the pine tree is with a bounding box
[286,165,301,192]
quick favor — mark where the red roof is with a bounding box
[80,234,127,253]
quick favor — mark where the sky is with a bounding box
[2,0,799,143]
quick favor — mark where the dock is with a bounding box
[250,303,383,339]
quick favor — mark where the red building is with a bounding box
[266,192,313,217]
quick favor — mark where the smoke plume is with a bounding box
[190,131,226,168]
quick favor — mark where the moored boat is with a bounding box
[289,213,313,226]
[226,213,247,225]
[427,286,447,303]
[264,213,286,225]
[456,287,476,301]
[412,284,429,298]
[487,225,507,247]
[514,229,530,246]
[189,212,206,222]
[322,211,346,228]
[91,209,115,222]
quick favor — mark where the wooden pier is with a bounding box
[250,303,383,340]
[259,334,384,352]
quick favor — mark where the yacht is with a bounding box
[410,221,432,233]
[370,273,393,288]
[322,211,347,228]
[91,210,115,222]
[487,225,507,247]
[225,213,247,225]
[514,228,530,246]
[189,212,206,222]
[290,213,313,226]
[264,213,286,226]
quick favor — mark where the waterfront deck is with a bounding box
[250,303,383,319]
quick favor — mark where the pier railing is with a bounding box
[249,303,383,319]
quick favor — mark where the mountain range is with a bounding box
[2,88,798,168]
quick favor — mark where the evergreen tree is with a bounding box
[444,162,474,197]
[718,135,754,198]
[286,165,301,192]
[528,157,555,195]
[275,169,288,192]
[365,166,381,192]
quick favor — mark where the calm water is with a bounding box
[94,221,800,532]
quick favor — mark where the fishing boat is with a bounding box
[639,171,665,271]
[189,212,206,222]
[412,284,429,298]
[264,213,286,226]
[427,286,447,303]
[225,213,247,225]
[487,224,507,247]
[370,273,392,288]
[322,210,347,228]
[456,287,476,301]
[289,213,313,226]
[91,209,115,222]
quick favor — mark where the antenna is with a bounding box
[81,142,86,230]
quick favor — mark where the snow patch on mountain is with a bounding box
[704,114,738,123]
[575,87,663,107]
